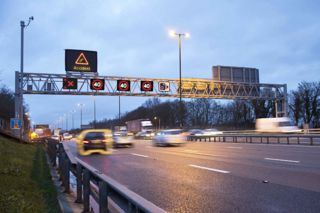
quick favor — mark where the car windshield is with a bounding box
[114,132,127,136]
[278,121,293,127]
[84,132,105,140]
[163,130,182,135]
[206,129,218,131]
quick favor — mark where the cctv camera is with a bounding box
[29,16,34,21]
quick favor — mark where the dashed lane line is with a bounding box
[189,164,230,174]
[264,158,300,163]
[131,153,149,158]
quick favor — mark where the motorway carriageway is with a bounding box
[66,140,320,213]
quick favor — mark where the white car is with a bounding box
[153,129,186,146]
[113,132,134,148]
[256,117,302,133]
[63,133,73,140]
[194,128,223,136]
[136,130,155,139]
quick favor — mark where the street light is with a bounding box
[77,103,84,129]
[169,30,190,128]
[70,109,76,130]
[18,16,33,142]
[93,96,96,128]
[154,116,161,131]
[64,113,68,131]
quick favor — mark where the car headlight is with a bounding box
[105,133,113,137]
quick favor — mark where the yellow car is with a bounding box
[29,131,39,141]
[76,129,113,156]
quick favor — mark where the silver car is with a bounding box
[113,131,134,148]
[153,129,186,146]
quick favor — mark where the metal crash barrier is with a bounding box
[45,139,166,213]
[187,134,320,145]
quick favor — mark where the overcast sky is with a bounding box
[1,0,319,128]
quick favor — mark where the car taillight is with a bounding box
[83,140,89,144]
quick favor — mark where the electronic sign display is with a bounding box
[141,81,153,92]
[90,79,105,90]
[63,78,78,89]
[65,49,97,72]
[117,80,130,91]
[158,81,170,92]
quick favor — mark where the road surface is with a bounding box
[65,139,320,213]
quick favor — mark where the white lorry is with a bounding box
[255,117,301,133]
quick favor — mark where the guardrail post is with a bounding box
[99,181,109,213]
[260,137,263,143]
[267,137,269,144]
[60,152,66,187]
[297,137,300,144]
[245,137,248,143]
[287,137,289,144]
[278,137,280,144]
[58,143,63,176]
[83,169,91,213]
[223,136,225,142]
[310,137,313,145]
[250,137,252,143]
[64,156,70,193]
[52,140,57,167]
[75,163,83,203]
[214,136,216,142]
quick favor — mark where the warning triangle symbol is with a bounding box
[75,52,89,65]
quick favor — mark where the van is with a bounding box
[255,117,301,133]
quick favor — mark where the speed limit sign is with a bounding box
[90,79,105,90]
[141,81,153,92]
[117,80,131,91]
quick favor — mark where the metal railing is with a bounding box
[45,139,166,213]
[187,133,320,145]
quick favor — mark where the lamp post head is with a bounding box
[169,30,177,37]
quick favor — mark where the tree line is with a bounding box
[0,85,29,130]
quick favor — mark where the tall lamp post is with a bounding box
[154,116,161,131]
[169,30,190,128]
[18,16,33,141]
[93,96,96,128]
[70,109,76,130]
[118,96,121,120]
[77,103,84,129]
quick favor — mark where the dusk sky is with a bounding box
[1,0,319,128]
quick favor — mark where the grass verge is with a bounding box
[0,135,61,213]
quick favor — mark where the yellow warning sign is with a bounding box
[75,52,89,65]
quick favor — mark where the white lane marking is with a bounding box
[111,149,118,152]
[131,153,149,158]
[264,158,300,163]
[189,164,230,174]
[226,146,243,149]
[145,146,153,148]
[183,150,224,157]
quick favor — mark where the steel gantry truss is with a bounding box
[16,71,288,116]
